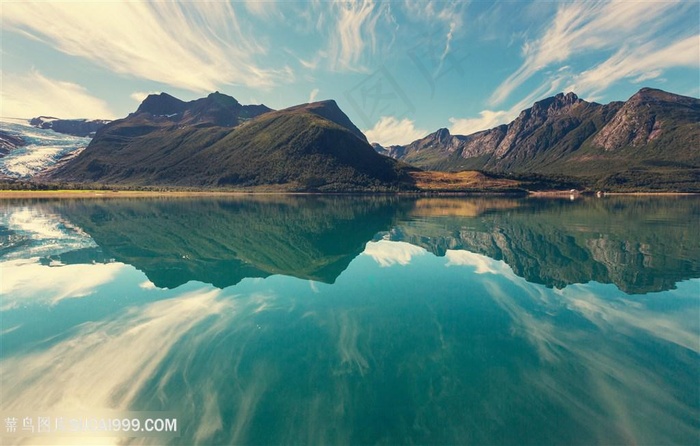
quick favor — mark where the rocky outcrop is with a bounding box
[592,88,700,150]
[0,131,26,157]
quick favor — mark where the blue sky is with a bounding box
[2,0,698,145]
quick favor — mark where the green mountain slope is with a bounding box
[50,95,413,191]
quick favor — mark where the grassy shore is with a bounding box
[0,190,269,199]
[1,189,697,199]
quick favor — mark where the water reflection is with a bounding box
[0,196,698,444]
[387,196,700,293]
[49,196,409,288]
[4,195,697,294]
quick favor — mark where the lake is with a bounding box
[1,195,698,445]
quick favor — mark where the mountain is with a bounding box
[30,116,111,137]
[48,93,413,191]
[383,88,700,191]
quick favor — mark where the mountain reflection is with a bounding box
[388,196,700,294]
[48,196,410,288]
[34,195,700,294]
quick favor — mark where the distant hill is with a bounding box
[49,93,414,191]
[30,116,111,137]
[380,88,700,191]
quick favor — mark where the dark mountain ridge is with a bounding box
[380,88,699,190]
[135,91,273,127]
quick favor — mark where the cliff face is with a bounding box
[592,87,700,150]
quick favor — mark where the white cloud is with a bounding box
[1,1,291,92]
[1,69,115,119]
[449,110,511,135]
[364,116,428,146]
[309,88,320,103]
[362,240,427,267]
[490,0,689,106]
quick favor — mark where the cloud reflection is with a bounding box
[0,259,125,310]
[444,249,509,274]
[0,289,229,413]
[362,240,427,267]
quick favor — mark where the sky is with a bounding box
[1,0,699,146]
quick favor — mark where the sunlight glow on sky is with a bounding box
[1,0,698,145]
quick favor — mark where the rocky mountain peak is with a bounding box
[290,100,368,142]
[136,93,187,116]
[528,92,581,117]
[434,128,451,142]
[206,91,240,106]
[592,88,699,151]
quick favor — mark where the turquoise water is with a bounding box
[1,196,698,444]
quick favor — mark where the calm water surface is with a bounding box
[1,196,698,445]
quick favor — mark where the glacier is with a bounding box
[0,118,91,179]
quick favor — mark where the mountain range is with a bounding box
[6,87,696,192]
[376,88,699,191]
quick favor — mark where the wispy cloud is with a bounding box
[489,0,688,106]
[402,0,466,81]
[1,1,292,92]
[309,88,320,103]
[567,35,699,97]
[1,69,115,119]
[326,0,384,71]
[364,116,428,146]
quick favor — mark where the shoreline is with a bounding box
[0,189,697,199]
